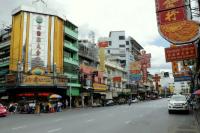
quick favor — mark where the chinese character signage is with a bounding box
[156,0,185,11]
[98,42,108,47]
[155,0,200,44]
[28,13,49,69]
[165,44,197,62]
[158,7,186,25]
[113,77,122,82]
[138,51,151,83]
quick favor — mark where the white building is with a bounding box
[159,71,190,94]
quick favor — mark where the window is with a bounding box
[126,48,129,51]
[119,45,125,47]
[107,50,110,54]
[126,41,129,45]
[119,36,125,40]
[109,41,112,46]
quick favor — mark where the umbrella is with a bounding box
[49,94,62,99]
[193,89,200,95]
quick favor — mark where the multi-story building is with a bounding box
[0,27,11,95]
[78,39,109,106]
[0,1,80,105]
[105,59,129,101]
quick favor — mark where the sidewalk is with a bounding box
[194,109,200,126]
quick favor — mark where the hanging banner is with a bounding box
[165,44,197,62]
[155,0,200,44]
[156,0,185,11]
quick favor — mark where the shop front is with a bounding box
[92,83,107,106]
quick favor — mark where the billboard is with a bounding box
[155,0,200,44]
[28,13,49,70]
[156,0,185,11]
[165,44,197,62]
[129,61,142,81]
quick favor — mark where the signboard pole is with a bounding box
[70,76,72,109]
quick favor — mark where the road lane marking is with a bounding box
[125,120,131,124]
[85,119,95,123]
[47,128,62,133]
[12,125,27,130]
[53,118,63,122]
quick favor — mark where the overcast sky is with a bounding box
[0,0,171,74]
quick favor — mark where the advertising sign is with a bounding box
[93,83,107,91]
[155,0,200,44]
[113,76,122,82]
[174,76,191,82]
[28,13,49,69]
[22,74,67,86]
[160,20,200,44]
[157,7,186,25]
[165,44,197,62]
[98,42,109,47]
[156,0,185,11]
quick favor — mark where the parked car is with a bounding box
[105,100,114,106]
[0,103,8,117]
[117,98,126,104]
[131,98,139,103]
[168,95,189,114]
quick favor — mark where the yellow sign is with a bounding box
[93,83,107,91]
[99,47,105,72]
[160,20,199,44]
[23,75,53,85]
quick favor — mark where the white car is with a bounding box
[168,95,189,114]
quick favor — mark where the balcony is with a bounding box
[64,26,78,39]
[0,60,9,67]
[64,73,78,79]
[0,41,10,49]
[64,41,78,52]
[64,57,79,66]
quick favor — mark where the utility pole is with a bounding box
[70,76,72,109]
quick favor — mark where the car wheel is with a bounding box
[185,110,189,114]
[168,110,172,114]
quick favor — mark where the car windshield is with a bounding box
[171,96,186,101]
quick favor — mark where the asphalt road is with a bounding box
[0,99,199,133]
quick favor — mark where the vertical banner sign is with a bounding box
[129,61,141,81]
[29,13,49,69]
[153,74,161,92]
[155,0,200,44]
[138,51,151,83]
[98,42,108,72]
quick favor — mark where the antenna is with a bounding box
[89,31,95,44]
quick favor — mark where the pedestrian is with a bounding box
[35,103,40,115]
[65,99,68,108]
[128,98,131,106]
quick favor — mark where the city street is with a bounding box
[0,99,199,133]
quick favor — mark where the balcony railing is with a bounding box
[64,41,78,52]
[64,57,79,66]
[64,26,78,39]
[0,41,10,49]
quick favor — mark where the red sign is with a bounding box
[98,42,108,47]
[130,70,141,74]
[156,0,185,11]
[113,76,122,82]
[157,7,186,25]
[165,44,197,62]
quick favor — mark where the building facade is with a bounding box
[0,1,80,105]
